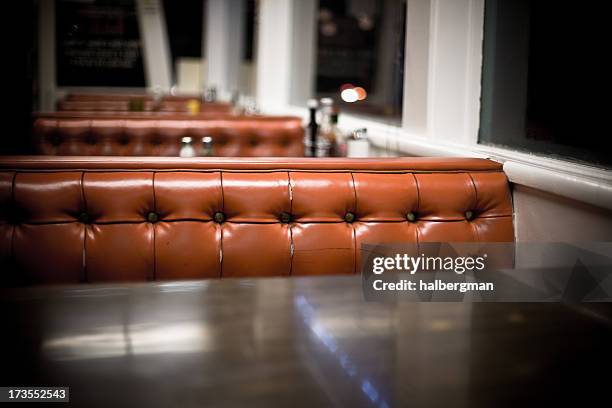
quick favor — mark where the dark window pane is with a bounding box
[315,0,406,124]
[479,0,609,168]
[56,0,145,87]
[163,0,203,65]
[244,0,256,62]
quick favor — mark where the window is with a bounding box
[56,0,145,87]
[164,0,256,95]
[244,0,256,63]
[163,0,203,84]
[479,0,609,168]
[315,0,406,124]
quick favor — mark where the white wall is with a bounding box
[288,0,317,105]
[411,0,482,143]
[402,0,430,135]
[256,0,294,109]
[513,185,612,242]
[205,0,245,95]
[256,0,320,110]
[135,0,172,91]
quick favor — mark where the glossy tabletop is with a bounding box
[1,276,611,407]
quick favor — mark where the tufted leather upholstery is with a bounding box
[34,112,236,119]
[0,157,513,285]
[33,116,304,157]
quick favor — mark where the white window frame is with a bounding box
[255,0,612,211]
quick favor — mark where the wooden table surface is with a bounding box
[1,275,611,407]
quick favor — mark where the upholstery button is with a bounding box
[78,212,90,224]
[465,210,474,220]
[344,212,356,223]
[9,209,23,225]
[279,212,293,223]
[50,133,63,147]
[406,212,417,222]
[147,212,159,223]
[213,212,226,223]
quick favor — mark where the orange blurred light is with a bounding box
[340,83,354,92]
[354,87,367,100]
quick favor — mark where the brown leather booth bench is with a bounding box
[0,157,513,285]
[64,93,202,101]
[58,93,232,113]
[57,99,232,113]
[33,115,304,157]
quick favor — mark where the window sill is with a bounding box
[343,114,612,211]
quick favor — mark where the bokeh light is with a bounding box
[354,87,367,100]
[340,83,354,92]
[340,85,367,103]
[340,88,359,103]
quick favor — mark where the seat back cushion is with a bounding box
[33,117,304,157]
[0,157,513,285]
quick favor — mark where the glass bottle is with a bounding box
[329,109,346,157]
[201,136,214,156]
[187,99,200,114]
[230,91,242,115]
[315,98,334,157]
[203,86,217,103]
[304,99,318,157]
[152,86,163,111]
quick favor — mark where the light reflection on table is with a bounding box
[2,276,612,407]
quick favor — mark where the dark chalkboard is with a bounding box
[56,0,145,87]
